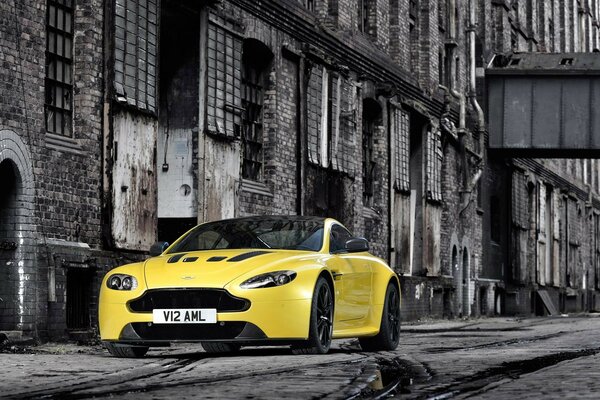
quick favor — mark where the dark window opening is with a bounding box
[362,99,381,207]
[359,0,377,36]
[241,39,273,181]
[66,268,94,330]
[45,0,74,136]
[305,0,315,12]
[560,57,574,65]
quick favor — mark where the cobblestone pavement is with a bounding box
[3,316,600,399]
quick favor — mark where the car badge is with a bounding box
[181,275,196,280]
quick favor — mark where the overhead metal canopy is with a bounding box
[486,53,600,157]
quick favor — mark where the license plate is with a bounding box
[152,309,217,324]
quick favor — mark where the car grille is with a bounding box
[127,289,250,313]
[129,322,247,340]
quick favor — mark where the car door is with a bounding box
[328,224,372,326]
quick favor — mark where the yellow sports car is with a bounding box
[99,216,400,357]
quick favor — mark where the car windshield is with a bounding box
[167,217,324,253]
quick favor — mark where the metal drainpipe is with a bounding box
[459,0,486,215]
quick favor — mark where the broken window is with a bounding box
[512,170,528,229]
[425,126,443,202]
[114,0,158,112]
[362,99,381,207]
[358,0,368,33]
[307,65,357,173]
[330,75,357,175]
[391,105,410,193]
[45,0,74,136]
[241,39,272,181]
[206,14,243,137]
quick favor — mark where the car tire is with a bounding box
[201,342,241,353]
[104,342,149,358]
[291,276,333,355]
[359,282,401,352]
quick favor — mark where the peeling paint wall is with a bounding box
[201,138,240,222]
[111,111,158,250]
[157,127,196,218]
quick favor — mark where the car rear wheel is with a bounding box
[201,342,241,353]
[292,276,333,355]
[359,282,401,351]
[104,342,149,358]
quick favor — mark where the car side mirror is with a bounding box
[149,241,169,257]
[345,238,369,253]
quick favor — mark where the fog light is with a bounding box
[109,276,121,289]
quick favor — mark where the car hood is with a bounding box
[143,249,316,289]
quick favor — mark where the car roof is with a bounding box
[209,215,328,224]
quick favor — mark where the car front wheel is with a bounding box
[292,276,333,355]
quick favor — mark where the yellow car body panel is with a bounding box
[98,217,400,346]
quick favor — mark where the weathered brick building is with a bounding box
[1,0,600,341]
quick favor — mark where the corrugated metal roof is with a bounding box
[487,52,600,75]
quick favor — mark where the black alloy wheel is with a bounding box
[292,277,333,354]
[386,284,401,344]
[359,282,401,351]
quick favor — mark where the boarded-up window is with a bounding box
[426,126,443,202]
[512,170,528,228]
[308,66,357,173]
[206,14,243,137]
[391,105,410,192]
[307,65,323,165]
[330,76,357,175]
[46,0,74,136]
[114,0,158,112]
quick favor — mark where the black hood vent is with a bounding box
[167,254,186,263]
[227,251,271,262]
[207,256,227,262]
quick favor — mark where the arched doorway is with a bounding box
[0,159,22,331]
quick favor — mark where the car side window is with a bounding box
[330,224,353,253]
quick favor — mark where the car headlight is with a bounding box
[107,274,138,290]
[240,271,297,289]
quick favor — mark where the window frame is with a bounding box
[45,0,75,137]
[241,47,269,181]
